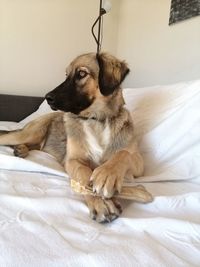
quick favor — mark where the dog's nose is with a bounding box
[45,93,55,105]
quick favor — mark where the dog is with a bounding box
[0,52,145,223]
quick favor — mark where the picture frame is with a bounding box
[169,0,200,25]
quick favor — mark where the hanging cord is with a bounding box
[91,17,100,46]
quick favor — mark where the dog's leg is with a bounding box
[65,159,93,187]
[65,140,122,223]
[64,136,94,186]
[85,195,122,223]
[91,144,144,198]
[0,113,59,147]
[12,143,42,158]
[13,144,29,158]
[0,130,33,146]
[66,158,123,223]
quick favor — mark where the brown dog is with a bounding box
[0,53,145,222]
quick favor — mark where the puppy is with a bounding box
[0,53,145,223]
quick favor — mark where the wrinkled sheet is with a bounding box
[0,80,200,267]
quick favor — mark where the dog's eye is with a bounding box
[76,70,88,80]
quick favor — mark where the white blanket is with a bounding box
[0,80,200,267]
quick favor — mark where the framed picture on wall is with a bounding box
[169,0,200,25]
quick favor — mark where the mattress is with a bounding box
[0,80,200,267]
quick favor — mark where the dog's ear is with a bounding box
[97,53,130,96]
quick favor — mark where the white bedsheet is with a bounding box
[0,80,200,267]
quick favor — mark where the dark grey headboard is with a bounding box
[0,94,44,122]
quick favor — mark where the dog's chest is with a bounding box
[82,120,111,165]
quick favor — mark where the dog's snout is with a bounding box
[45,93,55,105]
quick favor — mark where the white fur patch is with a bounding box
[101,120,111,147]
[83,120,111,164]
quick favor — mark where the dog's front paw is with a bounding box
[91,164,124,198]
[86,196,122,223]
[13,144,29,158]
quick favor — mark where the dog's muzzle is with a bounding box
[45,92,58,110]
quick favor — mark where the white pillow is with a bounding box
[0,121,23,131]
[123,79,200,139]
[122,79,200,179]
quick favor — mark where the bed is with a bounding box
[0,80,200,267]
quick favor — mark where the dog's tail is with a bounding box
[0,112,60,146]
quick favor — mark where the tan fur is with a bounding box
[0,52,146,223]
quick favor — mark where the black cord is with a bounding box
[91,16,100,45]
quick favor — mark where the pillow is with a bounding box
[123,79,200,179]
[123,79,200,139]
[0,121,23,131]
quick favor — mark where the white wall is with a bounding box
[116,0,200,88]
[0,0,119,96]
[1,0,200,96]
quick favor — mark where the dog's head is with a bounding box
[45,52,129,116]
